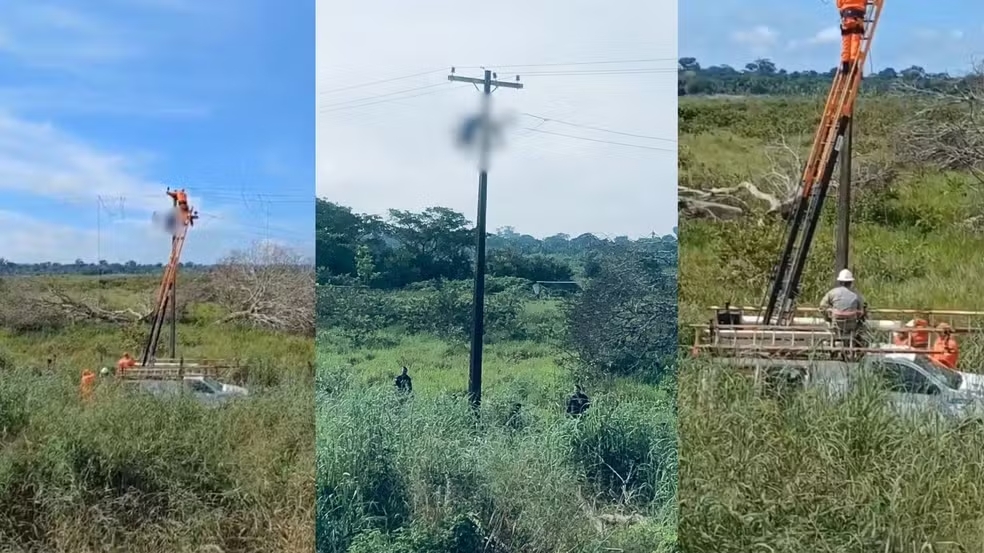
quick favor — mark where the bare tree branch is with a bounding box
[210,241,315,336]
[39,285,150,323]
[680,131,898,221]
[895,66,984,188]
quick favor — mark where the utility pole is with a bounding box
[448,68,523,409]
[835,120,852,275]
[169,278,177,359]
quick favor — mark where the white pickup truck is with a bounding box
[124,375,248,406]
[717,347,984,426]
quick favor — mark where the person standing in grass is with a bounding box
[931,323,959,369]
[566,384,590,417]
[395,366,412,394]
[117,352,137,375]
[80,369,96,401]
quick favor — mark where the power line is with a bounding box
[319,85,466,113]
[463,57,678,69]
[519,68,677,76]
[521,128,675,152]
[320,71,669,114]
[318,68,444,94]
[318,58,676,96]
[319,82,448,109]
[522,113,676,143]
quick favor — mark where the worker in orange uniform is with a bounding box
[117,352,137,375]
[837,0,867,74]
[903,319,930,349]
[167,188,189,210]
[930,323,959,369]
[166,187,192,226]
[892,319,927,348]
[80,369,96,401]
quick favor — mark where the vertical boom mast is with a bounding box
[140,189,197,366]
[760,0,884,325]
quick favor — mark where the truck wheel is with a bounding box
[762,367,805,400]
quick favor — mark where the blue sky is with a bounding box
[681,0,984,74]
[0,1,313,263]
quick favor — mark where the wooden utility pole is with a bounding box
[835,120,852,274]
[447,68,523,409]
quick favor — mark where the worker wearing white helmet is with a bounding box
[819,268,866,319]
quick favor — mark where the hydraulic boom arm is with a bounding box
[760,0,884,325]
[140,189,197,366]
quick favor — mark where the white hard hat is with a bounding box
[837,269,854,282]
[100,367,111,375]
[904,319,916,328]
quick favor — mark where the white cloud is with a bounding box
[0,209,234,264]
[913,28,965,42]
[316,0,677,237]
[731,25,778,50]
[810,26,841,45]
[0,112,159,203]
[0,111,311,263]
[0,4,139,69]
[787,26,840,50]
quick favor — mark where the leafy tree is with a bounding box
[565,243,677,381]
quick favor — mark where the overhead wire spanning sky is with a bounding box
[317,0,678,239]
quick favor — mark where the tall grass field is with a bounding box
[0,274,315,552]
[317,285,677,553]
[679,94,984,551]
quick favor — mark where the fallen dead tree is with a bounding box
[40,285,150,323]
[210,242,315,336]
[895,70,984,188]
[680,135,896,221]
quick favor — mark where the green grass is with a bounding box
[317,326,677,553]
[0,275,314,553]
[679,95,984,551]
[680,363,984,553]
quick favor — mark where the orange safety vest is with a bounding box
[909,320,929,349]
[80,370,96,400]
[117,356,136,372]
[837,0,866,63]
[931,336,959,369]
[168,190,188,204]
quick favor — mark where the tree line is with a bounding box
[316,199,677,289]
[679,57,972,97]
[0,259,210,277]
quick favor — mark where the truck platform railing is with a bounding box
[122,358,238,380]
[708,305,984,334]
[690,322,937,360]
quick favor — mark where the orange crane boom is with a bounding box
[760,0,884,325]
[140,189,198,366]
